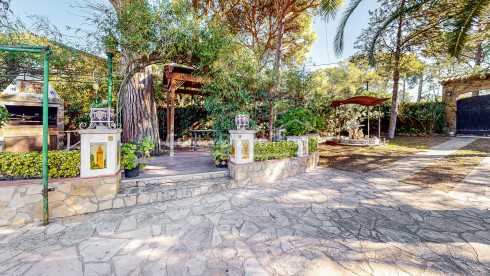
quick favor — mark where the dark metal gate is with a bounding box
[456,94,490,136]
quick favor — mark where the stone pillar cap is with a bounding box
[77,129,122,134]
[229,130,256,134]
[286,135,308,139]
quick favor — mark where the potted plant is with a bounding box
[211,141,232,168]
[121,137,155,178]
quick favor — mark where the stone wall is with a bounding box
[441,74,490,135]
[0,172,120,226]
[229,151,319,187]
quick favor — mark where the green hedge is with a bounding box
[308,136,318,153]
[254,141,298,161]
[0,150,80,180]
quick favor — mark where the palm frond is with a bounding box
[319,0,345,21]
[333,0,363,57]
[367,0,433,66]
[447,0,490,57]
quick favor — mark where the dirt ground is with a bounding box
[318,136,450,173]
[401,138,490,192]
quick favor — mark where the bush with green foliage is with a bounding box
[398,102,446,134]
[0,150,80,180]
[254,141,298,161]
[308,136,318,153]
[121,137,155,170]
[0,106,9,128]
[211,141,233,165]
[276,108,325,136]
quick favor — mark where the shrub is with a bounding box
[276,108,325,136]
[0,150,80,180]
[254,141,298,161]
[308,136,318,153]
[0,105,9,128]
[398,102,446,134]
[121,137,155,170]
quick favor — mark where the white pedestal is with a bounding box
[229,130,255,164]
[287,136,309,157]
[78,129,122,177]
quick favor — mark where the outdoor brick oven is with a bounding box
[0,74,64,152]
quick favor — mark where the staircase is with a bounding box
[114,171,237,207]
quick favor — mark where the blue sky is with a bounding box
[308,1,380,68]
[11,0,378,68]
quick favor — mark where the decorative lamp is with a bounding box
[235,114,250,130]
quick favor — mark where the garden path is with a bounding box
[0,138,489,276]
[449,153,490,201]
[366,137,477,181]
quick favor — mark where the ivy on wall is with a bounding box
[0,150,80,180]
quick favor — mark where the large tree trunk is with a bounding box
[110,0,161,151]
[416,73,423,103]
[122,65,161,151]
[402,78,406,103]
[472,42,483,97]
[268,15,286,142]
[387,0,406,139]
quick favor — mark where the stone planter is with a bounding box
[89,107,115,129]
[287,136,309,157]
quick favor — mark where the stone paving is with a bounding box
[0,139,489,275]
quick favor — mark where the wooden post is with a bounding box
[378,104,381,139]
[166,87,170,143]
[367,106,370,138]
[170,79,175,157]
[66,132,71,150]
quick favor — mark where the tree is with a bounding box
[107,0,160,149]
[224,0,316,69]
[322,0,490,58]
[268,0,320,141]
[83,0,231,149]
[323,0,450,138]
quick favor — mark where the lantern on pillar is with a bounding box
[235,114,250,130]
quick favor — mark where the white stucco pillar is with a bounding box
[78,129,122,177]
[229,130,255,164]
[287,136,309,157]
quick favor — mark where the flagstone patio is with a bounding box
[0,138,488,275]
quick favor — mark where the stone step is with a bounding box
[120,170,230,189]
[114,175,237,208]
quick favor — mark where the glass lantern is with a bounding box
[235,114,250,130]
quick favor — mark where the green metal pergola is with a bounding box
[0,44,51,225]
[0,45,116,225]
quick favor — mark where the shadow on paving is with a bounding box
[0,167,488,275]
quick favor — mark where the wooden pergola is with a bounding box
[162,65,207,156]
